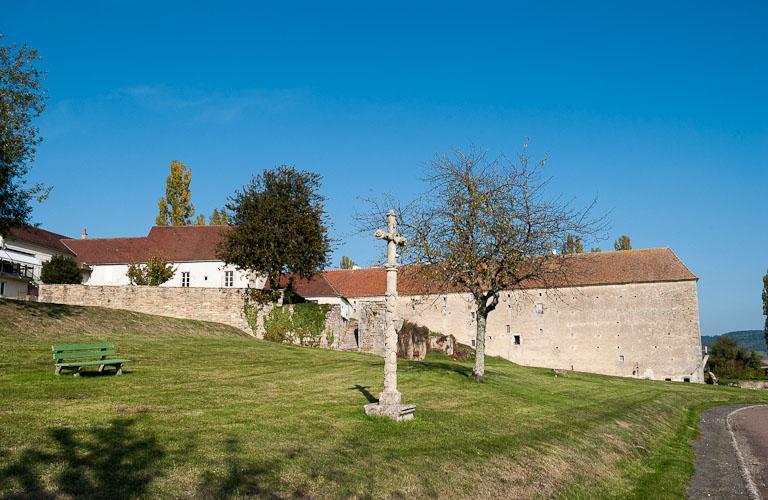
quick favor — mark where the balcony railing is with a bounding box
[0,259,35,280]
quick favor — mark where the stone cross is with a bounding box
[364,210,415,421]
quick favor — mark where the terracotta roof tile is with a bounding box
[62,225,230,264]
[7,225,75,255]
[322,248,697,298]
[276,274,341,298]
[61,225,697,297]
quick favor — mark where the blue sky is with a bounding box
[3,1,767,335]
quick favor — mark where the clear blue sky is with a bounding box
[3,1,767,336]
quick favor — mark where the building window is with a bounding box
[224,271,233,287]
[535,303,544,315]
[683,377,691,383]
[488,335,493,342]
[618,355,625,364]
[471,339,476,347]
[0,282,4,296]
[514,335,521,345]
[181,272,190,287]
[470,311,476,321]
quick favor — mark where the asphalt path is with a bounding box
[731,405,768,498]
[688,404,768,500]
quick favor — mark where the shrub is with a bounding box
[127,256,175,286]
[253,302,331,347]
[40,255,82,284]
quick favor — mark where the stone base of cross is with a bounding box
[363,210,415,421]
[364,400,416,421]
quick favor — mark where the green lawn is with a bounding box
[1,299,766,499]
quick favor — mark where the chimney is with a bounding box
[81,228,88,240]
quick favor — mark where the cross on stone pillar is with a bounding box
[364,210,416,421]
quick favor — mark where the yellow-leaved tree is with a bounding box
[156,160,195,226]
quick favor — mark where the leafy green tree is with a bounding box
[220,165,331,291]
[613,235,632,251]
[560,235,584,254]
[40,255,81,284]
[209,207,231,225]
[763,269,768,352]
[590,247,601,253]
[126,256,175,286]
[340,255,357,269]
[0,35,50,237]
[155,160,195,226]
[709,336,763,379]
[193,214,206,225]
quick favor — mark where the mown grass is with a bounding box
[1,298,766,499]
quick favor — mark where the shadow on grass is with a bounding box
[2,299,81,320]
[350,384,377,403]
[199,437,284,498]
[405,359,474,378]
[1,420,289,498]
[0,418,163,498]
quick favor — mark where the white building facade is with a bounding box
[62,225,257,289]
[0,226,75,299]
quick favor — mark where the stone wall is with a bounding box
[353,280,705,383]
[40,284,254,334]
[358,302,386,355]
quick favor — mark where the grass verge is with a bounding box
[1,299,765,498]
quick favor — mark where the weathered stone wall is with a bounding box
[356,280,705,382]
[40,284,254,334]
[39,285,349,345]
[359,302,386,355]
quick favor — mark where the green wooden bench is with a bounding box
[52,343,130,377]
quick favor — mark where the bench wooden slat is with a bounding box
[55,359,130,368]
[52,350,118,360]
[52,344,113,352]
[51,343,129,376]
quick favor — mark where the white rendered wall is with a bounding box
[0,278,29,299]
[84,261,256,289]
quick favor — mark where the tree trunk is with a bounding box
[472,311,487,381]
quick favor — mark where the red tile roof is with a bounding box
[62,225,231,264]
[321,248,697,298]
[276,274,342,298]
[60,225,697,297]
[7,225,75,255]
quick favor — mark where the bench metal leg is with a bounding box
[55,366,62,376]
[115,364,123,376]
[73,367,81,378]
[98,364,106,373]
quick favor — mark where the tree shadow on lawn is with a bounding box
[3,299,81,320]
[199,436,286,498]
[403,359,474,378]
[1,419,291,499]
[0,417,163,499]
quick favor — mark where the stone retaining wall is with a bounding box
[40,284,253,334]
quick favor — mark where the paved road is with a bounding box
[731,405,768,498]
[687,404,768,499]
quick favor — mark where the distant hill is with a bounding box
[702,330,766,354]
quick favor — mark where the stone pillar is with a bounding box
[364,210,415,421]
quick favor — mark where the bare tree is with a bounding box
[361,146,605,381]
